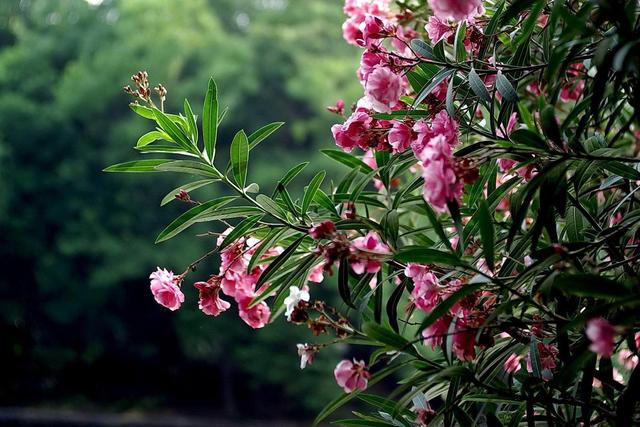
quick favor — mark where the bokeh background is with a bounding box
[0,0,363,424]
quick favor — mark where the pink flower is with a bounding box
[618,349,639,370]
[412,110,459,154]
[428,0,483,21]
[422,315,451,348]
[236,288,271,329]
[334,359,370,393]
[388,120,413,153]
[419,135,463,212]
[307,263,325,283]
[358,49,388,82]
[351,231,391,274]
[425,16,454,43]
[586,317,617,358]
[504,353,522,374]
[360,15,392,46]
[497,113,518,139]
[297,344,316,369]
[193,279,231,316]
[342,15,364,46]
[149,267,184,311]
[526,342,559,373]
[364,66,404,113]
[331,110,373,152]
[407,264,441,312]
[452,317,476,361]
[309,220,337,240]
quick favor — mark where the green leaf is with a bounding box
[565,206,584,242]
[247,227,287,272]
[540,105,562,144]
[155,160,222,178]
[203,78,219,163]
[394,247,462,267]
[103,159,172,173]
[256,194,288,220]
[314,189,339,216]
[136,130,168,148]
[530,336,542,378]
[276,184,299,218]
[160,179,218,206]
[362,322,415,354]
[495,71,518,103]
[338,258,355,308]
[248,122,285,149]
[477,199,495,271]
[155,196,236,243]
[302,171,325,216]
[129,104,155,119]
[153,108,196,154]
[277,162,309,187]
[414,69,455,107]
[254,233,306,290]
[417,283,484,332]
[468,68,492,103]
[183,99,198,143]
[602,161,640,180]
[509,128,546,148]
[552,273,633,299]
[320,149,374,173]
[386,279,406,333]
[410,39,434,59]
[453,22,467,62]
[217,215,263,250]
[230,130,249,188]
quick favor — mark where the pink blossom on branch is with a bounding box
[193,279,231,316]
[586,317,617,358]
[351,231,391,274]
[331,110,373,152]
[425,16,454,44]
[149,267,185,311]
[418,135,463,212]
[334,359,370,393]
[388,120,413,153]
[428,0,484,22]
[364,65,404,113]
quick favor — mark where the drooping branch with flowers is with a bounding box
[107,0,640,425]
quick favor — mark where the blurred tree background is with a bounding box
[0,0,361,421]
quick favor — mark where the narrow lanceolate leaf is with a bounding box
[495,72,518,103]
[277,184,299,218]
[247,227,287,272]
[417,283,484,332]
[137,130,169,148]
[565,206,584,242]
[277,162,309,188]
[477,200,495,271]
[302,171,326,216]
[155,160,221,178]
[413,69,455,107]
[183,99,198,143]
[203,78,219,163]
[104,159,173,173]
[394,247,462,266]
[386,279,406,333]
[320,149,374,173]
[410,39,434,59]
[254,233,306,289]
[256,194,288,220]
[552,273,633,299]
[468,68,492,103]
[160,179,218,206]
[530,336,542,379]
[338,258,355,308]
[230,130,249,188]
[155,196,236,243]
[153,108,196,154]
[248,122,285,149]
[218,215,263,250]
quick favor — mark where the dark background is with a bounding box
[0,0,362,423]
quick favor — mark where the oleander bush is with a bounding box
[106,0,640,425]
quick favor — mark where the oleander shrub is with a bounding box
[106,0,640,424]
